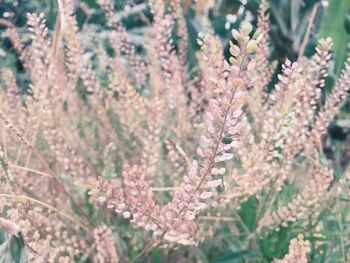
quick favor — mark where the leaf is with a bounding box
[0,232,29,263]
[212,250,256,263]
[258,226,295,261]
[237,196,258,232]
[150,248,163,263]
[319,0,350,75]
[346,13,350,33]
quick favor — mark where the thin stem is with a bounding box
[337,198,347,261]
[131,240,158,263]
[0,18,14,28]
[0,109,92,225]
[298,4,319,61]
[199,216,237,222]
[31,146,93,225]
[9,164,52,177]
[151,187,179,192]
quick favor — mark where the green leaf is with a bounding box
[258,226,294,261]
[346,13,350,33]
[212,250,258,263]
[150,248,163,263]
[237,196,258,232]
[319,0,350,75]
[0,233,29,263]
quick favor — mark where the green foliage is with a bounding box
[238,196,258,232]
[0,232,28,263]
[258,226,295,261]
[319,0,350,75]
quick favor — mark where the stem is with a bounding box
[298,4,319,61]
[131,240,158,263]
[337,199,346,261]
[31,146,93,225]
[0,109,92,225]
[9,164,52,177]
[151,187,179,192]
[198,216,237,222]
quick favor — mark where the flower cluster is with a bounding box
[0,0,350,261]
[273,235,311,263]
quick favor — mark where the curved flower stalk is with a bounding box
[309,53,350,149]
[259,165,333,230]
[186,32,226,138]
[257,39,334,192]
[0,110,32,150]
[81,57,124,153]
[245,0,276,130]
[94,225,119,263]
[155,21,263,244]
[103,4,148,139]
[107,47,147,143]
[196,32,225,112]
[144,4,191,175]
[284,38,333,157]
[92,163,204,245]
[26,13,51,103]
[171,0,188,69]
[4,28,28,67]
[140,11,176,176]
[147,9,186,119]
[26,12,64,144]
[58,0,83,86]
[26,13,94,181]
[226,38,333,201]
[98,0,148,84]
[221,59,303,204]
[273,235,311,263]
[140,98,164,180]
[251,39,333,193]
[94,165,162,235]
[94,21,262,246]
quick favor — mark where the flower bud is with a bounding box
[231,29,240,40]
[256,33,264,43]
[246,40,258,54]
[253,28,262,39]
[197,38,203,46]
[230,44,240,57]
[241,21,253,35]
[229,57,239,66]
